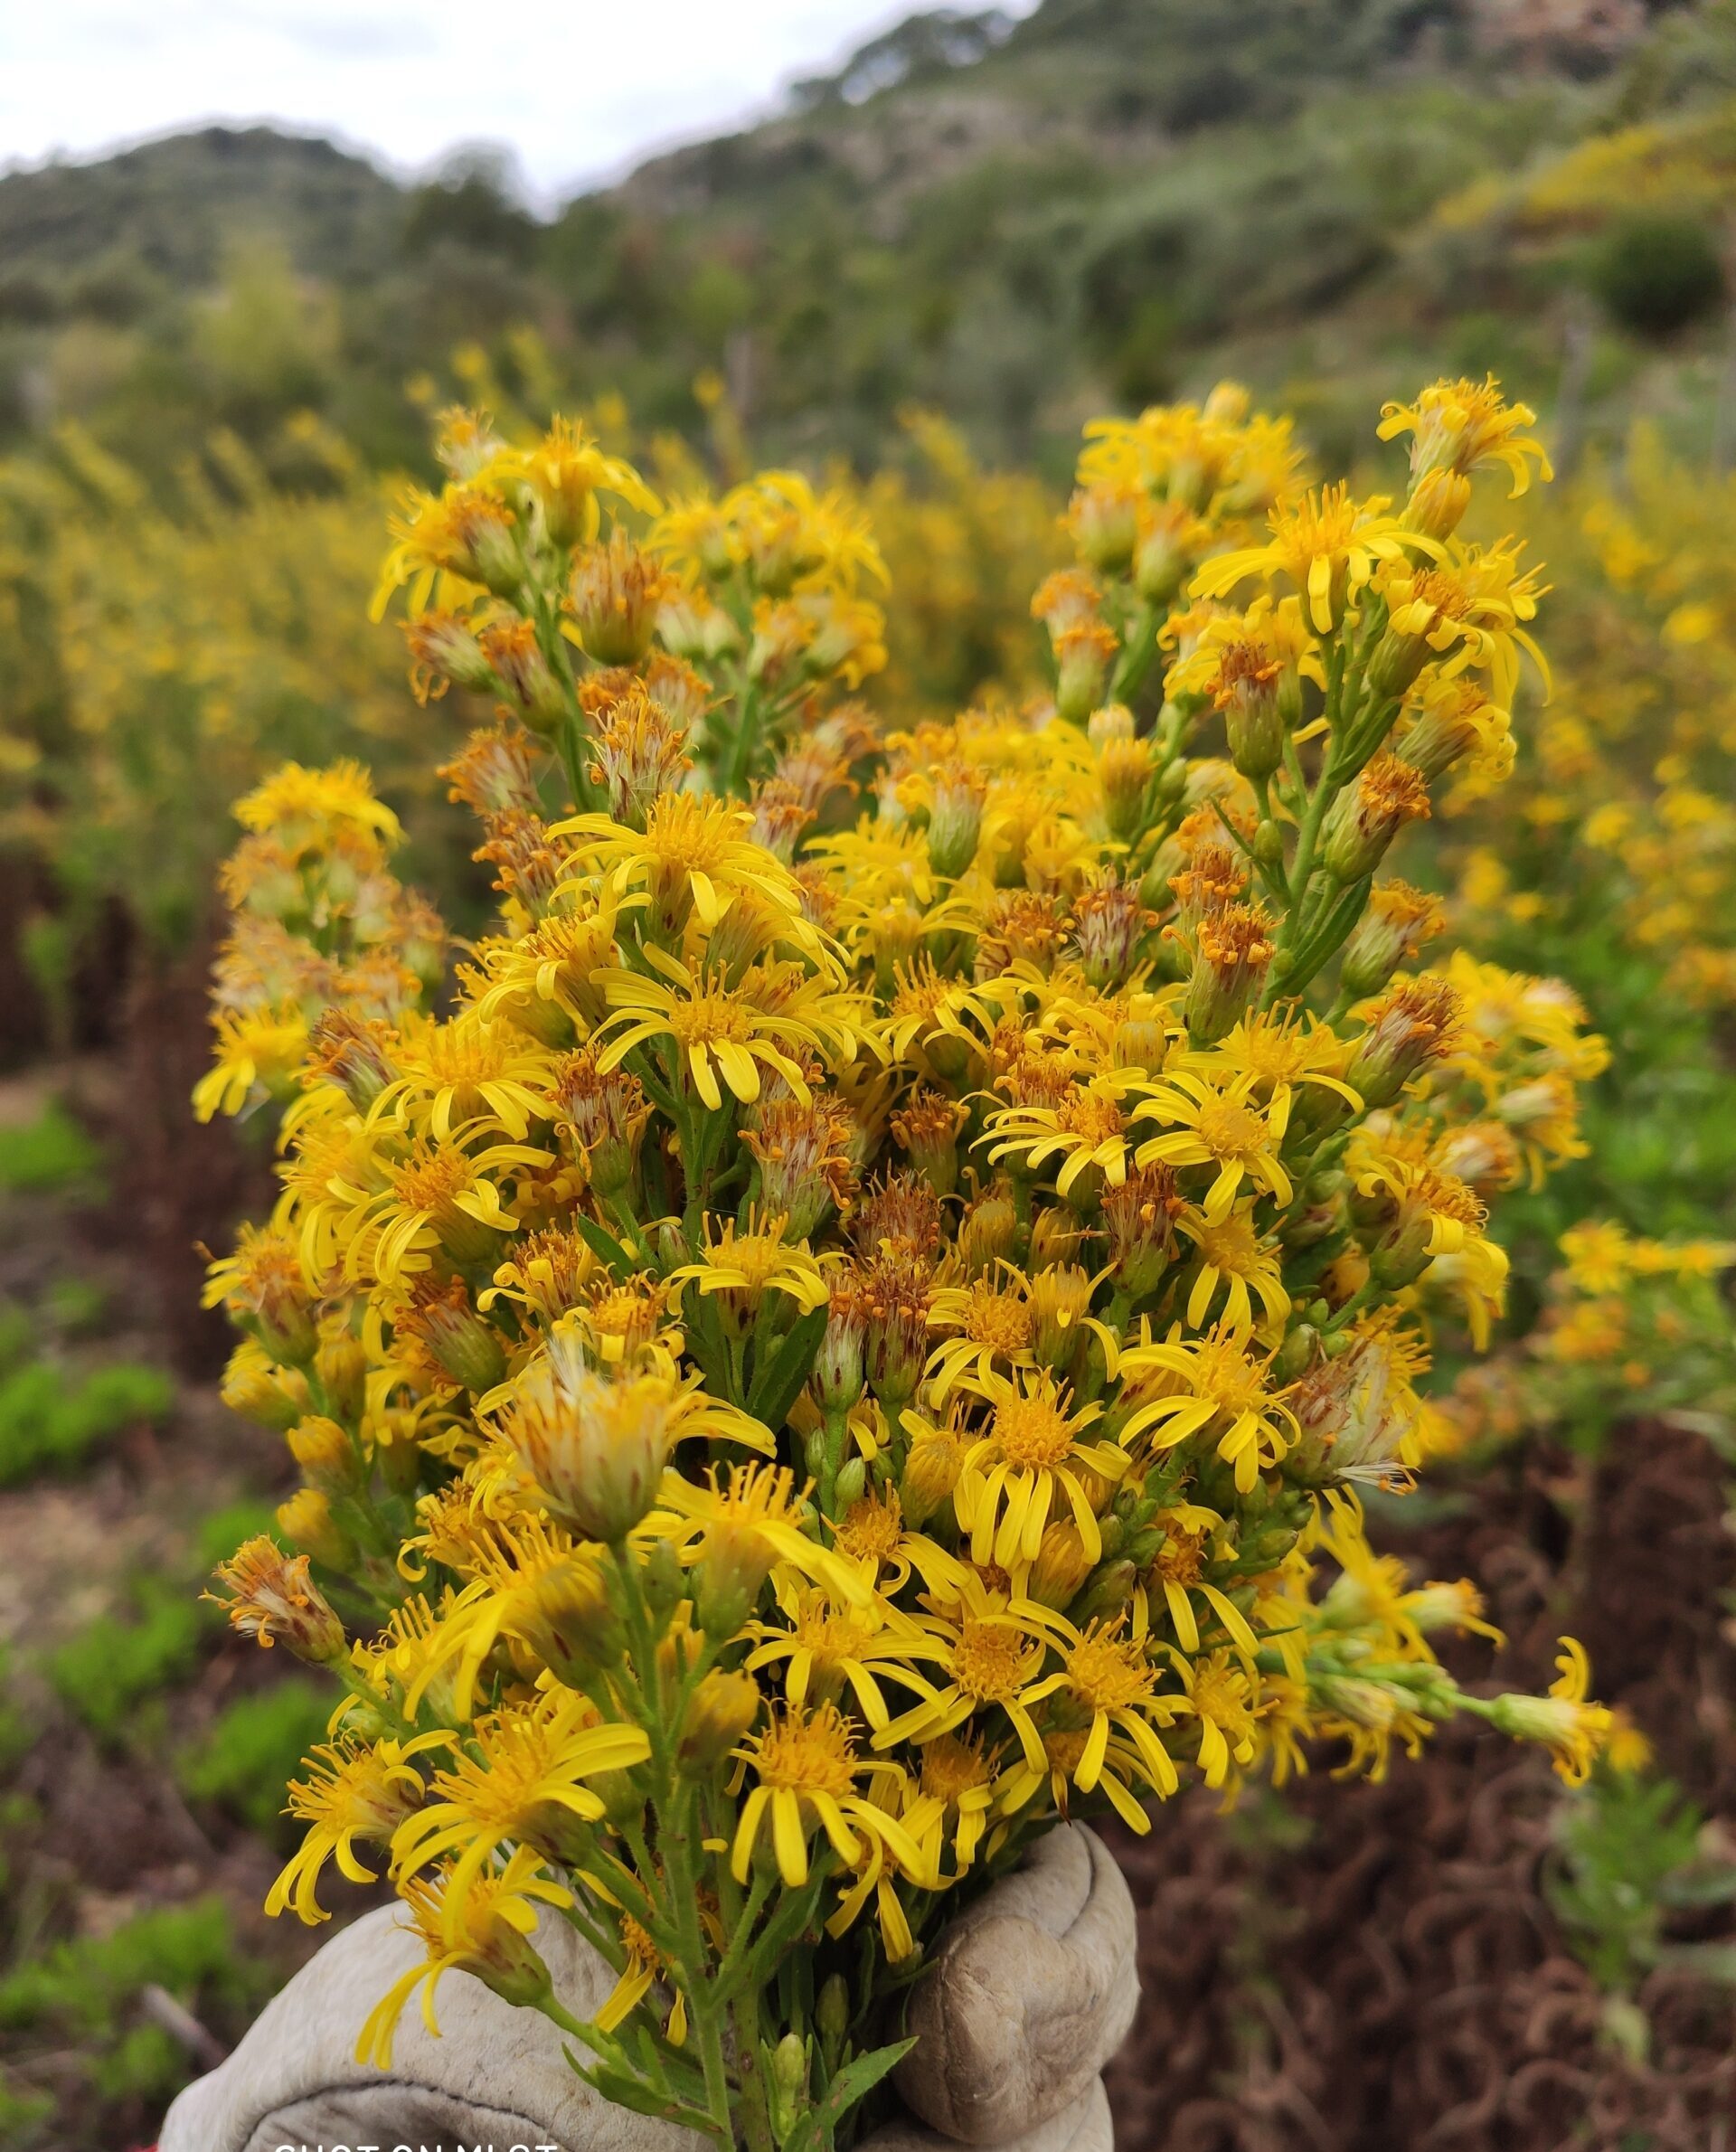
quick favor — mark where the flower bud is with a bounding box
[1068,482,1140,574]
[1072,880,1155,990]
[313,1325,368,1425]
[859,1255,932,1411]
[817,1973,851,2043]
[679,1669,763,1770]
[891,1088,968,1198]
[927,764,988,879]
[811,1279,867,1413]
[1028,1519,1094,1609]
[1339,880,1445,1000]
[205,1538,346,1665]
[1100,1165,1181,1298]
[519,1552,627,1679]
[221,1342,309,1431]
[584,684,693,831]
[958,1186,1019,1277]
[1184,901,1276,1044]
[402,609,498,702]
[274,1487,355,1572]
[901,1419,965,1530]
[552,1052,650,1197]
[400,1276,509,1395]
[288,1414,359,1498]
[204,1227,319,1368]
[1028,1205,1085,1271]
[571,530,668,665]
[1321,754,1431,883]
[1343,976,1462,1109]
[1098,735,1157,841]
[1030,1265,1094,1373]
[497,1340,680,1543]
[1054,620,1118,725]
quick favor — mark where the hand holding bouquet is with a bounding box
[196,374,1614,2151]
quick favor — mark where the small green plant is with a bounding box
[176,1679,332,1837]
[44,1586,200,1739]
[42,1276,108,1336]
[0,1356,173,1486]
[1544,1770,1736,2056]
[0,1897,251,2110]
[0,1101,105,1196]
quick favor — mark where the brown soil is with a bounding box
[1105,1429,1736,2151]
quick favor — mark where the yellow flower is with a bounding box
[873,1575,1052,1773]
[194,1004,311,1121]
[595,957,848,1112]
[1164,1648,1262,1789]
[597,1914,688,2045]
[669,1211,831,1327]
[267,1733,444,1924]
[1115,1326,1297,1494]
[984,1071,1145,1199]
[922,1269,1039,1401]
[731,1702,921,1889]
[372,1013,554,1143]
[355,1846,570,2068]
[1377,375,1552,497]
[1175,1206,1289,1336]
[233,758,404,847]
[949,1369,1132,1568]
[1485,1638,1612,1786]
[391,1692,650,1898]
[1132,1068,1294,1222]
[558,793,812,939]
[1192,483,1433,633]
[746,1582,947,1732]
[1016,1610,1181,1801]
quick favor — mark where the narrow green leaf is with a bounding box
[749,1303,829,1429]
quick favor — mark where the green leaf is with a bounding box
[780,2038,918,2152]
[572,1212,639,1281]
[562,2047,712,2128]
[748,1304,829,1429]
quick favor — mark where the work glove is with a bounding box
[159,1822,1136,2152]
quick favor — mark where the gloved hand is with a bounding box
[159,1823,1136,2152]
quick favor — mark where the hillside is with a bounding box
[0,0,1729,474]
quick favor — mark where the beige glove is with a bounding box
[159,1823,1134,2152]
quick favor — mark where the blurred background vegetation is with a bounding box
[4,1,1736,2144]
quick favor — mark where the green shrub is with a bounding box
[1588,213,1726,337]
[44,1587,200,1738]
[0,1357,173,1485]
[175,1679,330,1836]
[0,1897,246,2055]
[0,1101,104,1195]
[42,1276,108,1336]
[1546,1771,1736,2000]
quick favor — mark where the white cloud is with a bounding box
[0,0,977,201]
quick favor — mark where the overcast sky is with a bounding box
[0,1,976,202]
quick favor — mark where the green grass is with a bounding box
[0,1102,104,1195]
[0,1355,173,1486]
[44,1587,200,1739]
[175,1679,331,1837]
[0,1896,251,2110]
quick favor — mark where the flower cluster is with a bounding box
[1429,1220,1736,1464]
[201,382,1613,2152]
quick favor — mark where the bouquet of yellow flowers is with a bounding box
[197,376,1614,2152]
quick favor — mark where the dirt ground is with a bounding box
[1105,1429,1736,2151]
